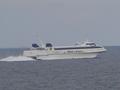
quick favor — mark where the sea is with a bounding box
[0,46,120,90]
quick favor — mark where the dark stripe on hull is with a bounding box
[54,46,101,50]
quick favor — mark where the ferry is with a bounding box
[23,41,106,60]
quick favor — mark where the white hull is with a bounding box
[23,48,105,60]
[36,53,98,60]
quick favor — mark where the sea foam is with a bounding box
[0,56,35,61]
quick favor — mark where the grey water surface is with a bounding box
[0,47,120,90]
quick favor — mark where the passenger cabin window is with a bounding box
[86,43,96,46]
[46,43,53,47]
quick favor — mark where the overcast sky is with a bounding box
[0,0,120,47]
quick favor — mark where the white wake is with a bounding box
[0,56,35,61]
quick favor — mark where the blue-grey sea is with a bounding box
[0,46,120,90]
